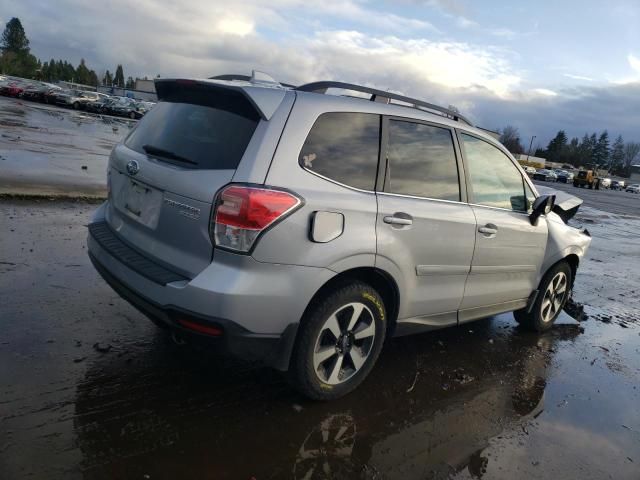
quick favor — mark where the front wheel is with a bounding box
[514,261,572,332]
[290,282,387,400]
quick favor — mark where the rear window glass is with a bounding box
[125,101,259,170]
[299,112,380,190]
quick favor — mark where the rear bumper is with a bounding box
[89,250,297,369]
[87,203,333,369]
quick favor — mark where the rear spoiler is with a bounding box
[154,78,288,121]
[536,186,583,223]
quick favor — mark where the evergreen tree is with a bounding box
[610,135,624,172]
[48,57,57,80]
[76,58,90,85]
[41,60,49,80]
[566,137,580,166]
[576,133,592,166]
[125,76,135,89]
[113,64,125,87]
[546,130,568,162]
[103,70,113,86]
[88,70,98,86]
[0,17,38,77]
[593,131,610,166]
[1,18,30,55]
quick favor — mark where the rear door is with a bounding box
[105,82,291,277]
[458,132,548,321]
[375,117,476,332]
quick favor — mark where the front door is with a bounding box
[457,132,548,321]
[375,118,476,333]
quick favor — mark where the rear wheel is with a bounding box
[129,111,136,119]
[290,282,386,400]
[514,261,572,332]
[73,102,80,110]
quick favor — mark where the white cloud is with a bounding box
[563,73,594,82]
[628,53,640,74]
[309,31,521,97]
[608,53,640,84]
[532,88,558,96]
[5,0,640,144]
[216,17,255,36]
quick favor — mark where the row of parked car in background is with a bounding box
[524,165,638,193]
[526,167,574,183]
[0,76,155,120]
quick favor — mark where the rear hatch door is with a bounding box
[105,80,278,278]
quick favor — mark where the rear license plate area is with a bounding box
[116,178,162,229]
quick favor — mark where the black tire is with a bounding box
[73,102,80,110]
[514,261,572,332]
[290,281,387,400]
[129,111,136,119]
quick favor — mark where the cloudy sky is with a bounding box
[3,0,640,147]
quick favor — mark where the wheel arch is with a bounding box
[564,253,579,288]
[304,267,401,336]
[541,253,579,289]
[277,267,400,371]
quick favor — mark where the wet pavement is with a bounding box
[1,199,639,479]
[0,96,131,197]
[533,180,640,217]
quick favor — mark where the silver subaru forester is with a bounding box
[88,73,591,400]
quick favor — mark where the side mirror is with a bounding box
[529,194,555,226]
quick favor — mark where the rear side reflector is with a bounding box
[212,185,302,253]
[177,318,223,337]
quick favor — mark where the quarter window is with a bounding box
[299,113,380,191]
[385,120,460,201]
[461,133,527,211]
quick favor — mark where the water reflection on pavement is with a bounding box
[1,200,639,480]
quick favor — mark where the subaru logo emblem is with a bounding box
[126,160,140,176]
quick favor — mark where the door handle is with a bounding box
[478,224,498,236]
[383,215,413,226]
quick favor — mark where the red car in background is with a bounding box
[0,83,25,97]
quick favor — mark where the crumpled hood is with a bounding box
[536,185,583,223]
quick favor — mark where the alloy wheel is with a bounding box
[541,272,568,323]
[313,302,376,385]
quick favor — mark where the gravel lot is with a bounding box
[1,96,639,479]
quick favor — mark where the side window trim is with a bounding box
[378,115,467,203]
[456,129,529,213]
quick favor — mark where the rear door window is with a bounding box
[460,133,527,211]
[299,112,380,191]
[385,120,460,201]
[125,99,259,170]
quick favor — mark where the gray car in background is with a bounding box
[87,73,591,400]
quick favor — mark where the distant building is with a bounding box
[134,79,156,94]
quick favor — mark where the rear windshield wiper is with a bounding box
[142,144,197,165]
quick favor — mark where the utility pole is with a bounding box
[526,135,536,162]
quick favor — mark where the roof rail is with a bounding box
[296,81,473,126]
[209,73,296,89]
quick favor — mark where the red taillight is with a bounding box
[212,185,301,253]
